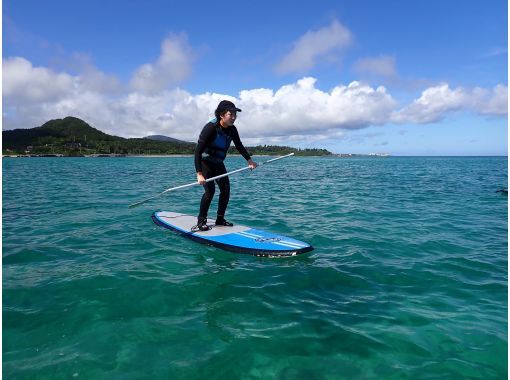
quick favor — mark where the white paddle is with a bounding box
[128,153,294,208]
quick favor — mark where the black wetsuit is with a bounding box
[194,121,251,219]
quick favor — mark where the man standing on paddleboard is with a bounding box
[194,100,257,231]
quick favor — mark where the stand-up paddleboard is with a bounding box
[152,211,313,257]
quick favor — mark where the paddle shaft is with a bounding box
[129,153,294,208]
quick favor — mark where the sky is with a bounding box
[3,0,508,155]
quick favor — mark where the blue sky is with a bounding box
[3,0,508,155]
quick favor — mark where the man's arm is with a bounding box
[194,123,216,173]
[231,127,257,169]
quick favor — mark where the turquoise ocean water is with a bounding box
[3,156,508,379]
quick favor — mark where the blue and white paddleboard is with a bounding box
[152,211,313,257]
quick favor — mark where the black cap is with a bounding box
[216,100,242,113]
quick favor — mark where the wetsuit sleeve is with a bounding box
[231,126,251,161]
[195,123,216,172]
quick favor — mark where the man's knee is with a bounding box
[204,184,216,198]
[219,181,230,195]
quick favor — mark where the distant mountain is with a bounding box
[3,116,112,149]
[144,135,190,144]
[2,116,196,155]
[2,116,332,156]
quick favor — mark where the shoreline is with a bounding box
[4,154,508,159]
[2,153,327,158]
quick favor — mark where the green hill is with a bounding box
[3,117,196,155]
[144,135,190,144]
[2,116,332,156]
[3,117,106,148]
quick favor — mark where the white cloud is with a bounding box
[275,20,353,74]
[353,55,397,78]
[392,83,508,123]
[3,56,507,145]
[69,53,123,94]
[130,33,194,94]
[3,55,122,104]
[392,84,466,123]
[1,69,397,142]
[470,84,508,116]
[3,57,75,104]
[238,78,397,137]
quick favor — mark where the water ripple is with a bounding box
[3,156,507,379]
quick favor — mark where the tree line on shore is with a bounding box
[3,117,331,157]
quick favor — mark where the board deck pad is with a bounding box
[152,211,313,257]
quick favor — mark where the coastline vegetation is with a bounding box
[2,116,332,157]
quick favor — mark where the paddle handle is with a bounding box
[162,166,250,193]
[128,153,294,208]
[169,152,294,190]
